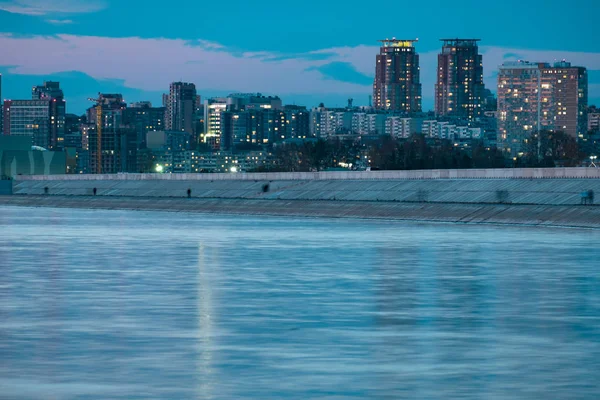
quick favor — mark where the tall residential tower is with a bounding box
[31,81,66,150]
[165,82,198,140]
[373,39,421,113]
[435,39,484,121]
[497,60,588,155]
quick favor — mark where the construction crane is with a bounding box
[87,94,103,174]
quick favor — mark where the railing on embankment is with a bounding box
[12,167,600,181]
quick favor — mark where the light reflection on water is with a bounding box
[0,206,599,399]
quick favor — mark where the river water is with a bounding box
[0,206,599,399]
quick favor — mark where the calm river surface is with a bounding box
[0,206,599,399]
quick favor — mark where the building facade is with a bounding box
[435,39,485,121]
[284,106,311,140]
[122,104,165,148]
[373,39,422,113]
[86,93,130,174]
[31,81,66,150]
[588,106,600,133]
[541,61,588,139]
[3,100,52,148]
[3,81,66,150]
[497,61,543,155]
[165,82,198,141]
[497,60,588,155]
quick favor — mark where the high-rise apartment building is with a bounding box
[435,39,484,121]
[165,82,198,140]
[31,81,66,150]
[497,60,588,155]
[2,81,66,150]
[206,94,286,150]
[284,105,311,140]
[122,103,165,148]
[373,39,421,113]
[352,113,387,136]
[86,93,131,174]
[32,81,64,100]
[542,61,588,138]
[221,107,289,150]
[588,106,600,133]
[203,98,227,150]
[3,100,51,148]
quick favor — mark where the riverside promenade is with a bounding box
[2,168,599,228]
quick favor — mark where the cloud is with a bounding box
[0,33,370,96]
[46,19,73,24]
[262,52,337,63]
[307,62,373,85]
[0,33,598,112]
[0,0,105,15]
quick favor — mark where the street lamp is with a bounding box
[155,164,164,173]
[590,156,598,168]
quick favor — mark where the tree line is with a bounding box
[250,130,592,172]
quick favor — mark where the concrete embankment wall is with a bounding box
[11,169,600,206]
[2,196,600,229]
[5,168,599,228]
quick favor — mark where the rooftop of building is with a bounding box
[378,38,418,48]
[440,38,480,46]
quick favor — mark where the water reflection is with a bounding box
[0,207,599,399]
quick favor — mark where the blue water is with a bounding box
[0,206,599,399]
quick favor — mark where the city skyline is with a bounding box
[0,0,598,113]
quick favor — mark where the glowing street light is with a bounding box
[230,166,238,173]
[590,156,598,168]
[155,164,164,173]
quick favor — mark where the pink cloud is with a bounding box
[0,34,367,96]
[0,0,105,15]
[0,33,598,103]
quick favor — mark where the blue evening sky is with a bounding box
[1,0,598,113]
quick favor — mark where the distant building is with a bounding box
[3,100,52,148]
[165,82,198,142]
[318,109,350,137]
[86,93,132,174]
[220,107,287,150]
[129,101,153,108]
[309,105,326,138]
[146,130,192,173]
[146,130,190,152]
[497,60,588,155]
[543,61,588,138]
[3,81,66,150]
[122,104,165,148]
[88,126,137,174]
[228,93,283,111]
[588,106,600,133]
[421,120,481,142]
[284,105,311,140]
[435,39,485,121]
[482,88,497,111]
[32,81,63,100]
[373,39,422,113]
[206,94,288,150]
[31,81,66,150]
[352,113,387,136]
[385,116,424,138]
[203,98,228,149]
